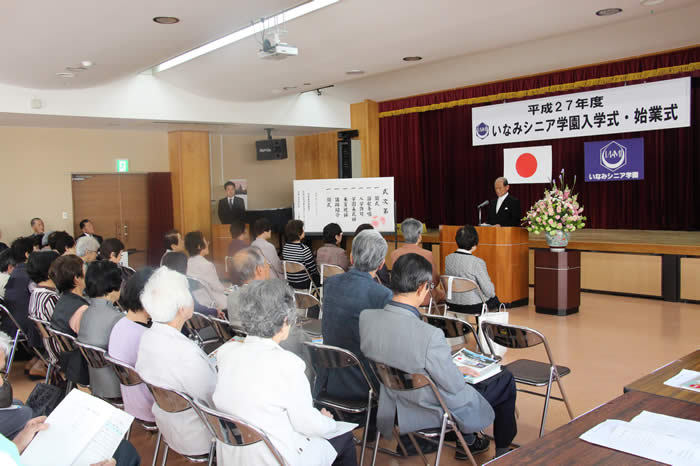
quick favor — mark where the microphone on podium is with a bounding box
[477,200,489,225]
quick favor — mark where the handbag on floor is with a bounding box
[478,303,509,358]
[25,383,64,417]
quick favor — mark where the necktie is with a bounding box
[229,198,233,208]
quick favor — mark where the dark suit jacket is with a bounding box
[317,269,393,400]
[486,194,521,227]
[218,197,245,224]
[76,233,103,245]
[2,263,35,344]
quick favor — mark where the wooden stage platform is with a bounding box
[387,228,700,303]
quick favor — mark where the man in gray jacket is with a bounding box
[360,253,517,459]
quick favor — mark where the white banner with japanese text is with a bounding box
[472,77,691,146]
[293,177,395,234]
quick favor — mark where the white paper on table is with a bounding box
[323,421,358,440]
[663,369,700,392]
[631,411,700,445]
[20,389,134,466]
[579,419,700,466]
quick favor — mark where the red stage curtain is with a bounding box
[379,47,700,230]
[147,172,174,266]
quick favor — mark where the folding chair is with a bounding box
[319,263,345,301]
[282,260,319,297]
[0,303,35,375]
[224,256,234,274]
[104,354,161,466]
[481,322,574,437]
[74,340,124,409]
[208,315,246,343]
[184,312,221,350]
[369,360,477,466]
[420,313,491,357]
[28,316,61,384]
[293,291,322,336]
[439,275,487,325]
[304,342,377,466]
[191,398,289,466]
[142,382,214,466]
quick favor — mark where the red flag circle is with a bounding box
[515,152,538,178]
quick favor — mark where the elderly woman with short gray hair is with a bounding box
[213,279,358,466]
[75,235,100,265]
[390,217,446,306]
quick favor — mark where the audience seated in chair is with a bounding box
[48,254,90,385]
[227,247,314,382]
[47,231,76,256]
[75,235,100,267]
[76,219,103,245]
[250,218,283,279]
[320,229,392,404]
[160,229,185,266]
[162,251,222,318]
[0,249,14,300]
[360,253,518,459]
[135,266,217,457]
[100,238,135,288]
[445,225,501,313]
[26,250,60,375]
[29,218,44,239]
[316,222,349,272]
[0,332,33,441]
[108,268,156,422]
[213,279,358,466]
[185,231,228,310]
[281,219,320,290]
[227,219,250,285]
[77,260,124,400]
[354,224,391,287]
[390,218,445,306]
[2,237,34,339]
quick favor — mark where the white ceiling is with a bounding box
[0,0,697,125]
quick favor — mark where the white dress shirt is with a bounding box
[135,322,217,456]
[213,336,337,466]
[496,192,509,213]
[187,254,228,309]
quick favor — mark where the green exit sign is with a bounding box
[116,159,129,173]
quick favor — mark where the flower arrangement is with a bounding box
[523,170,586,235]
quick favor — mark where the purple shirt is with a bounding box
[108,317,155,422]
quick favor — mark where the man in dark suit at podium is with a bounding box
[486,177,521,227]
[218,181,245,224]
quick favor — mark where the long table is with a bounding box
[624,349,700,404]
[487,391,700,465]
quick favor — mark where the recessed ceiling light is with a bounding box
[596,8,623,16]
[346,70,365,75]
[640,0,664,5]
[66,66,87,72]
[402,56,422,62]
[81,60,94,68]
[303,82,312,86]
[152,0,339,73]
[153,16,179,24]
[282,86,298,91]
[56,72,74,78]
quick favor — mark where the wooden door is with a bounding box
[71,174,149,269]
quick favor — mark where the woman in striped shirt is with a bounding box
[281,220,320,290]
[26,250,61,365]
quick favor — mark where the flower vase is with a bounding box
[545,230,569,252]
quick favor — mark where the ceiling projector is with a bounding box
[258,32,298,60]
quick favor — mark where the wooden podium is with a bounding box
[439,226,529,307]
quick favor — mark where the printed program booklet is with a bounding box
[452,348,501,384]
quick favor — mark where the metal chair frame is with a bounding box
[439,274,489,329]
[293,291,322,335]
[142,381,214,466]
[481,322,574,437]
[104,354,162,466]
[282,260,319,297]
[319,263,345,301]
[304,342,379,466]
[208,315,246,342]
[369,360,477,466]
[191,397,289,466]
[224,256,234,274]
[0,303,46,376]
[187,276,218,309]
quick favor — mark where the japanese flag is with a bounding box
[503,145,552,184]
